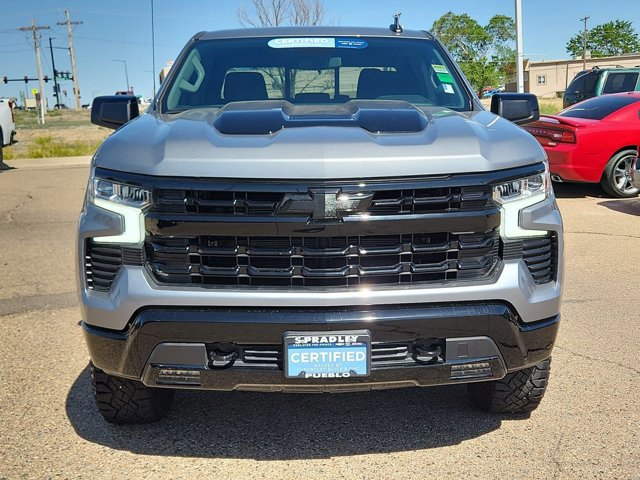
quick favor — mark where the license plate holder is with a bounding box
[283,330,371,379]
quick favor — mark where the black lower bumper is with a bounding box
[84,303,559,391]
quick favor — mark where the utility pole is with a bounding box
[580,15,590,71]
[514,0,524,93]
[57,10,82,110]
[48,37,60,109]
[19,19,50,124]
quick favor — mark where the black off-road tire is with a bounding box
[600,149,639,198]
[467,358,551,414]
[91,364,175,424]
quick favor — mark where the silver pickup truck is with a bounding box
[79,24,563,423]
[0,98,16,165]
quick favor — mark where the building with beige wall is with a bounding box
[507,54,640,97]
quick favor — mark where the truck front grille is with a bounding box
[152,185,493,216]
[145,231,500,287]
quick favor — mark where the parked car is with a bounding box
[563,67,640,109]
[523,92,640,197]
[80,24,563,423]
[482,88,500,98]
[0,98,16,165]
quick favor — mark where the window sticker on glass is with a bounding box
[433,64,454,83]
[267,38,368,49]
[268,37,335,48]
[443,84,455,94]
[336,39,368,49]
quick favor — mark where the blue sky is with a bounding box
[1,0,638,105]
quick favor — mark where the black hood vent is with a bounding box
[212,100,430,135]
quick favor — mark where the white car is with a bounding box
[0,98,16,165]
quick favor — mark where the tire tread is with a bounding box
[91,364,174,424]
[467,358,551,414]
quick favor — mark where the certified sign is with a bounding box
[283,330,371,379]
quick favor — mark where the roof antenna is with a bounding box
[390,12,403,34]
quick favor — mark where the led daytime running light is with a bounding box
[493,170,550,204]
[92,178,151,208]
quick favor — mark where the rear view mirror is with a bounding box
[91,95,139,129]
[491,93,540,125]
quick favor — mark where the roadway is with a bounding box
[1,158,638,479]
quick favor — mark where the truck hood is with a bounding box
[94,102,546,179]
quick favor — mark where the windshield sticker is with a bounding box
[442,84,455,94]
[336,38,368,49]
[433,64,454,83]
[268,37,335,48]
[268,37,368,49]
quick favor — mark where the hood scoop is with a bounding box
[212,100,430,135]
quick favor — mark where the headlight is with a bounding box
[493,167,551,238]
[87,173,150,244]
[90,177,151,209]
[493,170,549,204]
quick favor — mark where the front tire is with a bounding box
[467,358,551,413]
[600,149,639,198]
[91,364,174,424]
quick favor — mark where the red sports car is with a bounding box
[523,92,640,197]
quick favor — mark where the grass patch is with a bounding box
[2,146,17,160]
[14,109,94,129]
[540,102,562,115]
[20,135,100,158]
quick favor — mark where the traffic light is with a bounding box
[2,76,7,84]
[24,75,28,83]
[44,75,49,83]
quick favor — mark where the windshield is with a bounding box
[162,36,471,113]
[567,71,600,96]
[559,94,640,120]
[602,72,639,94]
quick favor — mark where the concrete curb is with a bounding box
[0,155,92,170]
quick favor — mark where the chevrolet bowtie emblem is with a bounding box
[277,189,374,221]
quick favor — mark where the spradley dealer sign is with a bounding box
[284,330,371,379]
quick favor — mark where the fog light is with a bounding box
[450,362,492,380]
[157,368,201,385]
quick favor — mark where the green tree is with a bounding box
[431,12,516,94]
[566,20,640,58]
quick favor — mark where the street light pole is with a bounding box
[514,0,525,93]
[112,59,130,93]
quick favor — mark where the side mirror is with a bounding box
[490,93,540,125]
[91,95,139,129]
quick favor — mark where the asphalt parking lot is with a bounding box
[1,159,639,479]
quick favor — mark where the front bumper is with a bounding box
[84,303,559,392]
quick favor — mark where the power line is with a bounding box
[57,10,82,110]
